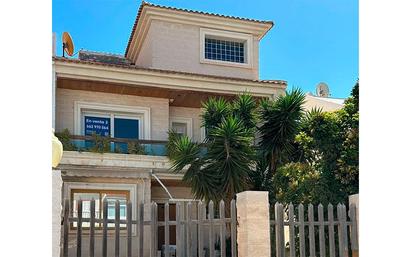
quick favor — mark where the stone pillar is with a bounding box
[52,170,62,257]
[349,194,359,237]
[236,191,270,257]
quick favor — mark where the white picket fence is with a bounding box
[61,199,358,257]
[270,203,358,257]
[62,199,237,257]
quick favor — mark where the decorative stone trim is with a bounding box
[60,151,171,170]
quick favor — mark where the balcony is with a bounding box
[57,134,168,157]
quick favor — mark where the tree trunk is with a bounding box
[270,151,278,176]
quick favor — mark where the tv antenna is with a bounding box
[62,32,75,57]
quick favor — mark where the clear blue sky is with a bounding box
[53,0,358,98]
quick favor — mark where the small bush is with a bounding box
[55,128,77,151]
[88,133,111,153]
[127,141,146,155]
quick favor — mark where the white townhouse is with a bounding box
[52,2,286,256]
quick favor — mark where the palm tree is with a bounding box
[258,88,306,175]
[167,94,257,203]
[167,90,305,202]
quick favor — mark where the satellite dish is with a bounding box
[62,32,75,57]
[316,82,330,97]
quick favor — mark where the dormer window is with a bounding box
[200,28,253,68]
[205,38,245,63]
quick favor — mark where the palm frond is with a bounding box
[201,97,231,138]
[167,132,202,172]
[166,129,180,158]
[258,88,306,173]
[205,116,255,198]
[232,93,258,132]
[307,107,323,118]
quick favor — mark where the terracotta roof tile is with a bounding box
[53,56,287,86]
[125,1,273,57]
[79,50,131,65]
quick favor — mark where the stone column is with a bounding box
[52,170,62,257]
[349,194,359,240]
[349,194,359,222]
[236,191,270,257]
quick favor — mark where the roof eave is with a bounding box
[53,58,287,98]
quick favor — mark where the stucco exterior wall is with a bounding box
[136,20,259,80]
[55,88,170,140]
[169,106,203,142]
[135,22,154,67]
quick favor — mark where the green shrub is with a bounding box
[55,128,77,151]
[127,141,146,155]
[88,133,111,153]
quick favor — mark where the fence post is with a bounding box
[349,194,359,257]
[90,199,95,257]
[138,202,144,257]
[298,204,306,257]
[186,202,193,257]
[63,199,70,257]
[308,204,316,257]
[219,200,226,257]
[102,200,108,257]
[208,201,215,257]
[275,203,285,257]
[236,191,270,257]
[288,203,296,257]
[151,202,158,257]
[165,203,170,257]
[327,204,336,257]
[127,201,132,257]
[198,202,205,257]
[77,200,83,257]
[230,200,237,257]
[115,200,120,257]
[318,204,326,257]
[176,202,182,257]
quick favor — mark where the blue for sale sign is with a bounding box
[84,116,110,137]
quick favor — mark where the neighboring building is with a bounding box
[303,92,345,112]
[52,2,286,256]
[302,82,346,112]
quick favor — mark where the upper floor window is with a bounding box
[205,38,245,63]
[74,102,151,140]
[84,116,111,137]
[171,122,188,137]
[84,115,139,139]
[200,28,253,68]
[83,113,140,152]
[170,117,193,139]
